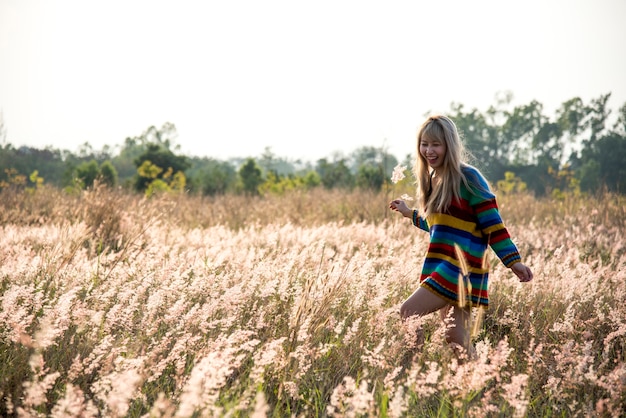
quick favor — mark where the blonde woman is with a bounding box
[389,115,533,358]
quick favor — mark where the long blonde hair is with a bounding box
[413,115,477,217]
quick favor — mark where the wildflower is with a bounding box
[391,164,407,184]
[328,376,374,417]
[502,373,529,418]
[23,371,61,408]
[387,385,408,418]
[50,384,98,418]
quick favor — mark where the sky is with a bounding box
[1,0,625,163]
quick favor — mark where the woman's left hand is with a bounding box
[511,262,533,282]
[389,199,411,217]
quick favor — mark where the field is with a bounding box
[0,186,624,417]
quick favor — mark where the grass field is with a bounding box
[0,185,624,417]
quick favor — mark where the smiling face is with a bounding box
[419,134,447,171]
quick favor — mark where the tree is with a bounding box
[448,102,506,179]
[75,160,100,188]
[532,122,564,166]
[566,94,625,194]
[192,159,237,196]
[585,94,611,143]
[301,170,321,189]
[355,164,384,191]
[99,161,118,187]
[238,158,264,195]
[316,158,354,189]
[2,146,68,187]
[556,97,586,139]
[142,122,179,150]
[133,144,190,192]
[501,100,547,166]
[614,102,626,135]
[578,133,626,194]
[349,146,396,192]
[113,122,180,183]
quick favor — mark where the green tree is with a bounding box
[567,94,625,194]
[355,164,384,191]
[501,100,547,166]
[584,94,611,143]
[556,97,586,139]
[136,160,188,197]
[614,102,626,135]
[578,159,601,192]
[113,122,180,185]
[349,145,397,192]
[577,133,626,194]
[133,144,190,192]
[75,160,100,188]
[189,158,237,196]
[99,160,118,187]
[142,122,179,150]
[238,158,264,195]
[448,102,507,179]
[350,146,396,172]
[316,158,354,189]
[301,170,321,189]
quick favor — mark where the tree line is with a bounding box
[0,93,624,197]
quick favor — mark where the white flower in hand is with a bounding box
[391,164,407,184]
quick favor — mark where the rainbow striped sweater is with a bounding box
[412,165,521,307]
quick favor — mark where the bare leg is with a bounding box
[400,287,449,351]
[401,287,476,361]
[400,286,449,319]
[443,305,476,361]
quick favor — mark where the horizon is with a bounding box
[1,0,625,162]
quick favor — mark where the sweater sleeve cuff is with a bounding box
[502,252,522,268]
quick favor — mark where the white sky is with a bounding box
[1,0,625,163]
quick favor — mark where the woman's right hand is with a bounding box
[389,199,412,218]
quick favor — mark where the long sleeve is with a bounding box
[412,209,429,232]
[465,168,521,267]
[473,198,521,267]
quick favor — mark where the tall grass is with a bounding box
[0,185,624,417]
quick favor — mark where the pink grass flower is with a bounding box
[23,371,61,408]
[328,376,375,417]
[387,385,408,418]
[391,164,407,184]
[92,361,143,417]
[502,373,529,418]
[50,383,98,418]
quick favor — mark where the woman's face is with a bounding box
[419,135,447,171]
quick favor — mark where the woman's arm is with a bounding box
[511,261,533,282]
[389,200,429,232]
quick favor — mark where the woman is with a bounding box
[389,115,533,357]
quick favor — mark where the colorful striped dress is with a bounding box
[412,165,521,307]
